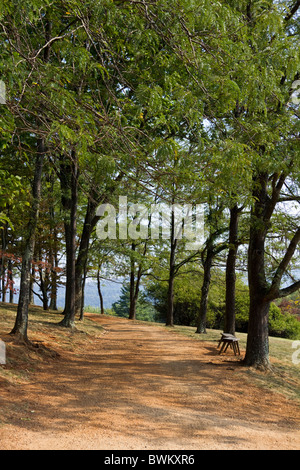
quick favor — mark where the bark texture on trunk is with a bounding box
[166,218,177,327]
[224,205,240,335]
[244,171,298,369]
[245,173,271,368]
[75,198,98,319]
[97,268,105,315]
[244,296,270,368]
[59,152,78,328]
[74,173,123,319]
[11,140,44,341]
[195,250,213,334]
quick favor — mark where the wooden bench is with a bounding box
[218,333,240,356]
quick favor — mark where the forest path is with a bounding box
[0,314,299,450]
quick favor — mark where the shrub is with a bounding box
[269,303,300,340]
[145,276,300,339]
[235,291,300,339]
[112,284,157,322]
[235,290,250,333]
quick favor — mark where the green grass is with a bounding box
[128,316,300,401]
[84,305,102,314]
[0,302,104,335]
[167,324,300,402]
[0,303,105,385]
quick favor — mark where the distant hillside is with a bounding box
[11,278,123,310]
[56,279,123,310]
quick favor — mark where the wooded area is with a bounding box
[0,0,299,371]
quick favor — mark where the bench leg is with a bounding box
[233,341,240,355]
[219,339,240,355]
[219,341,226,354]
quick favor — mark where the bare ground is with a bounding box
[0,314,299,450]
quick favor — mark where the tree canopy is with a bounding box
[0,0,299,369]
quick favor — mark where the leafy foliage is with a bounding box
[112,284,156,322]
[0,0,299,360]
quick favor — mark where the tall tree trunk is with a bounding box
[79,263,87,321]
[224,205,240,335]
[244,293,270,368]
[244,195,271,368]
[129,243,137,320]
[74,173,123,318]
[129,268,143,321]
[166,207,177,327]
[195,221,228,335]
[75,198,98,318]
[38,248,49,311]
[8,259,14,303]
[49,176,59,311]
[1,222,8,302]
[129,295,137,321]
[29,265,35,305]
[2,270,6,303]
[244,172,284,369]
[49,251,58,311]
[11,140,44,341]
[166,271,175,327]
[129,219,149,321]
[195,250,213,334]
[97,267,105,315]
[59,152,78,328]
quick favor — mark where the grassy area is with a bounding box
[0,302,105,338]
[166,324,300,402]
[129,317,300,402]
[84,305,102,314]
[0,303,104,386]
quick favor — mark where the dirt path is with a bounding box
[0,314,299,450]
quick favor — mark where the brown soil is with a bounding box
[0,314,299,450]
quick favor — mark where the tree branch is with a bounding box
[278,280,300,298]
[268,227,300,299]
[265,172,287,221]
[285,0,300,21]
[30,25,83,61]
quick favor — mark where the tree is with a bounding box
[236,2,300,369]
[224,204,244,335]
[0,0,84,338]
[245,170,300,368]
[11,140,45,340]
[0,0,298,370]
[112,283,156,322]
[195,207,228,334]
[57,152,79,327]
